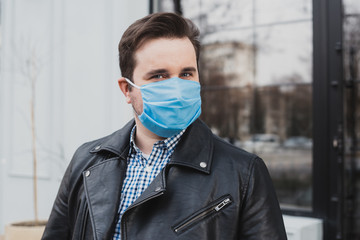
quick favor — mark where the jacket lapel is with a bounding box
[124,168,167,212]
[82,120,135,240]
[83,158,127,240]
[170,119,214,174]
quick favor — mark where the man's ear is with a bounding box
[118,77,131,104]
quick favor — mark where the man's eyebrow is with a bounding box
[144,67,197,78]
[182,67,197,72]
[145,69,168,77]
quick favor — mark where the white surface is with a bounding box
[0,0,148,234]
[283,215,323,240]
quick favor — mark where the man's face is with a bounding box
[129,37,199,115]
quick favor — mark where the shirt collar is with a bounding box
[129,125,186,155]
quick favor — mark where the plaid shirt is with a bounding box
[112,126,185,239]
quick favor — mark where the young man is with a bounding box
[42,12,287,240]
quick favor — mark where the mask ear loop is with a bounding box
[124,78,140,89]
[124,78,143,117]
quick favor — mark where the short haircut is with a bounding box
[118,12,200,80]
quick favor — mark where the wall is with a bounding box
[0,0,148,234]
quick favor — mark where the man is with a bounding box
[42,12,287,240]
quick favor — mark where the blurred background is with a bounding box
[0,0,359,239]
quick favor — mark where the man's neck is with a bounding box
[133,116,165,155]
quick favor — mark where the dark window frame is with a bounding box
[312,0,344,239]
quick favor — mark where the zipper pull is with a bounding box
[214,198,231,211]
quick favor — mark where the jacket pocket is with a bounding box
[172,195,232,234]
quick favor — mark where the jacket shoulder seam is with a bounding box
[241,155,260,204]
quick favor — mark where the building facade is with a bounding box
[0,0,148,234]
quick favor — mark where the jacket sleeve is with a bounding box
[239,157,288,240]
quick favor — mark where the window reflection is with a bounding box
[343,0,360,236]
[158,0,313,210]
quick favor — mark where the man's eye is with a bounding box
[152,74,164,79]
[181,73,192,77]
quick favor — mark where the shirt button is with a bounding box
[200,162,207,168]
[144,166,152,173]
[85,170,91,177]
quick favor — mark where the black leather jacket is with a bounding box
[42,119,287,240]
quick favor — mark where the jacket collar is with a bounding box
[89,119,135,159]
[170,119,214,174]
[90,119,214,174]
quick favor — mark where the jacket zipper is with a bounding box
[173,196,232,233]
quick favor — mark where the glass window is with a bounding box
[343,0,360,236]
[156,0,313,211]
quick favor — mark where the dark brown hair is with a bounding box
[118,12,200,80]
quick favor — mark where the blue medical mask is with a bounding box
[125,77,202,138]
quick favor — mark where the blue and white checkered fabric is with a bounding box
[112,126,185,239]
